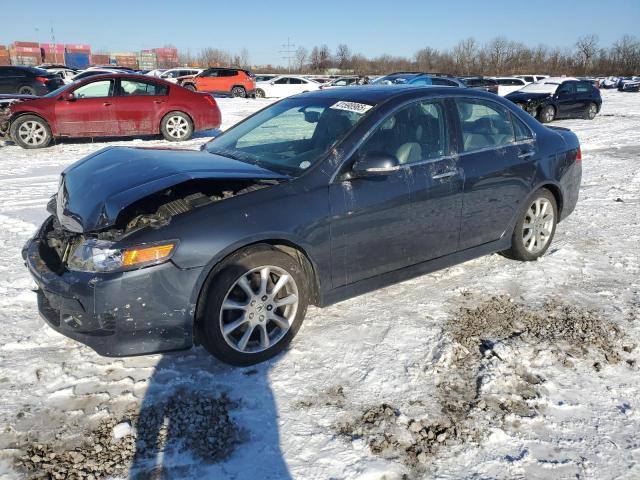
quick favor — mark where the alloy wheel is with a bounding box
[165,115,189,139]
[522,198,554,254]
[18,86,35,95]
[17,121,47,146]
[219,265,299,354]
[587,104,597,119]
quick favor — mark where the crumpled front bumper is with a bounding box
[22,218,203,357]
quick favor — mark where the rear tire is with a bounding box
[585,102,598,120]
[17,85,36,95]
[10,115,52,149]
[183,84,196,92]
[231,86,246,98]
[502,188,558,261]
[538,105,555,123]
[199,245,309,366]
[160,111,193,141]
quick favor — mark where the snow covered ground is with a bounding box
[0,91,638,479]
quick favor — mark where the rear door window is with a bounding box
[359,100,448,164]
[119,79,168,96]
[455,99,516,152]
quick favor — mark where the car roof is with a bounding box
[299,85,498,104]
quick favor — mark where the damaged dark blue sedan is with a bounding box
[24,86,582,365]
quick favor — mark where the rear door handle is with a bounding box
[432,171,457,180]
[518,150,535,160]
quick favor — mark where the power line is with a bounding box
[279,37,295,73]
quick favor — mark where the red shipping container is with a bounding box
[66,44,90,51]
[41,43,65,53]
[91,54,110,65]
[12,46,40,54]
[14,41,39,48]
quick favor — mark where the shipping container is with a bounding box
[64,52,91,69]
[11,46,40,54]
[13,41,39,48]
[65,44,90,51]
[0,45,7,51]
[10,55,40,66]
[91,54,110,65]
[0,57,10,66]
[41,43,65,53]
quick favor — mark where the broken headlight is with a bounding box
[67,239,176,273]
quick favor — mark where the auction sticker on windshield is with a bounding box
[330,101,373,114]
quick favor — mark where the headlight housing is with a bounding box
[67,239,177,273]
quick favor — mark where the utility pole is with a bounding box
[279,37,295,73]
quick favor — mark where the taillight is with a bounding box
[576,148,582,162]
[35,76,49,84]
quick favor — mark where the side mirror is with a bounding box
[347,152,400,179]
[63,92,75,101]
[304,111,320,123]
[269,81,275,85]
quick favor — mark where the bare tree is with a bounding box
[453,38,477,75]
[318,44,332,72]
[575,34,599,74]
[294,46,308,72]
[336,43,352,71]
[239,47,250,68]
[199,48,231,67]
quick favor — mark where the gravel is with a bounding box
[13,389,241,479]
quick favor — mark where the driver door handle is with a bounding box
[432,171,457,180]
[103,102,112,106]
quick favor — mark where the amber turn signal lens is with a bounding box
[122,244,175,267]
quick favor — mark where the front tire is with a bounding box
[538,105,555,123]
[10,115,52,149]
[255,88,265,98]
[502,189,558,261]
[160,111,193,141]
[199,245,309,366]
[231,86,246,98]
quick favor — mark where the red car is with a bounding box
[0,74,221,148]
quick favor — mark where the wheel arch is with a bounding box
[160,109,196,133]
[9,111,56,136]
[538,182,564,219]
[192,238,322,328]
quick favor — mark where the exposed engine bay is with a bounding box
[42,178,280,271]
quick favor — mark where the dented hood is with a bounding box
[56,146,288,233]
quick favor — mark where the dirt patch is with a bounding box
[336,295,629,476]
[14,389,240,479]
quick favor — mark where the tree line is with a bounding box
[178,34,640,76]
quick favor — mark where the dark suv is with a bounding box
[0,66,65,96]
[459,77,499,94]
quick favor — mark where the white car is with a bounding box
[146,69,167,78]
[37,66,78,84]
[514,74,550,85]
[255,75,320,98]
[493,77,527,96]
[254,73,278,83]
[158,68,203,84]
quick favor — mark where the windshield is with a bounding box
[204,97,374,176]
[519,81,561,93]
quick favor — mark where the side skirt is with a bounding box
[320,236,511,307]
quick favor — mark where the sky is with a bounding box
[1,0,639,65]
